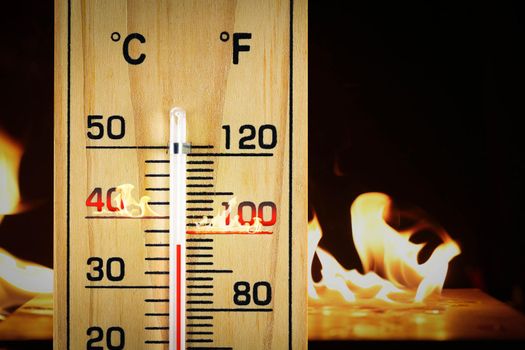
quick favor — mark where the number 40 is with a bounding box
[86,187,123,212]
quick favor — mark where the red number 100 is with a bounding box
[221,201,277,226]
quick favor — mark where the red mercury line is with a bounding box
[176,244,181,350]
[170,107,187,350]
[186,230,273,235]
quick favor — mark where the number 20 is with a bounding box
[87,326,125,350]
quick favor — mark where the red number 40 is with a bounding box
[86,187,123,212]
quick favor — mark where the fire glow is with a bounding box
[112,184,159,217]
[86,184,160,217]
[0,130,22,223]
[99,188,269,234]
[308,192,461,304]
[0,130,53,318]
[193,197,269,234]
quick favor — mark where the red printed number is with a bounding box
[221,201,277,226]
[86,187,122,212]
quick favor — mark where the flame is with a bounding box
[309,192,461,303]
[113,184,159,217]
[0,130,53,319]
[0,130,22,223]
[193,197,266,233]
[0,248,53,315]
[91,184,160,217]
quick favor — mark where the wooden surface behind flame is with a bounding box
[309,288,525,341]
[1,289,525,343]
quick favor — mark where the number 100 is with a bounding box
[222,201,277,226]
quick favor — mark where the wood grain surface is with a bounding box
[55,0,307,349]
[309,288,525,340]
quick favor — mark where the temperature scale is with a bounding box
[54,0,307,349]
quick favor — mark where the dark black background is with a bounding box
[0,1,524,311]
[309,1,525,309]
[0,1,53,267]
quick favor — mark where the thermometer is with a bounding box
[54,0,307,349]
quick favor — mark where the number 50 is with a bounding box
[87,115,126,140]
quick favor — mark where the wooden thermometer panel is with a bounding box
[55,0,307,349]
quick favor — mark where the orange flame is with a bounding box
[89,184,160,217]
[112,184,159,217]
[0,248,53,314]
[194,197,265,233]
[309,192,460,303]
[0,130,53,317]
[0,130,22,223]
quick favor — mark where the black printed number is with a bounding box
[87,326,125,350]
[87,115,126,140]
[233,281,272,306]
[87,257,125,282]
[222,124,277,150]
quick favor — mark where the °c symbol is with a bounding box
[111,32,146,65]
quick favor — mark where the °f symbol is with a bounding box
[220,31,252,65]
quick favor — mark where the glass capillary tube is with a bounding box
[169,107,187,350]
